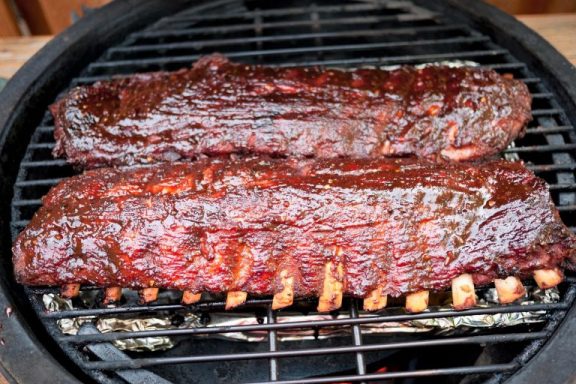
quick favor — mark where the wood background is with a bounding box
[1,0,575,36]
[486,0,576,14]
[1,14,574,80]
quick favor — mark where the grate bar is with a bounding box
[28,142,55,150]
[531,92,554,99]
[56,304,567,342]
[267,308,278,382]
[15,178,63,187]
[349,301,366,377]
[72,55,519,85]
[89,36,491,70]
[548,183,576,191]
[41,297,292,318]
[160,2,418,22]
[72,75,129,85]
[109,25,469,55]
[526,125,573,134]
[20,159,68,167]
[80,333,543,370]
[486,62,526,70]
[273,50,508,68]
[247,364,519,384]
[521,77,541,84]
[10,220,29,228]
[131,14,438,40]
[531,108,563,116]
[527,163,576,172]
[504,144,576,153]
[149,0,240,27]
[12,199,42,207]
[37,126,55,133]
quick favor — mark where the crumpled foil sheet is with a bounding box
[377,60,479,70]
[43,286,559,352]
[43,294,181,352]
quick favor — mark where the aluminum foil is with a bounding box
[43,285,558,352]
[377,60,480,71]
[43,293,180,351]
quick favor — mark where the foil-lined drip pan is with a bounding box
[43,286,558,352]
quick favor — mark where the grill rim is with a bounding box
[1,0,576,383]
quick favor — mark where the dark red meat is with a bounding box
[51,54,532,168]
[13,158,575,297]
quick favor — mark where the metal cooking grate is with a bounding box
[10,0,576,383]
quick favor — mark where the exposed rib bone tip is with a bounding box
[317,261,345,313]
[494,277,526,304]
[405,290,429,313]
[182,290,202,305]
[272,270,294,310]
[103,287,122,305]
[139,287,159,303]
[451,274,476,310]
[533,268,563,289]
[225,291,247,310]
[61,283,80,299]
[363,288,387,311]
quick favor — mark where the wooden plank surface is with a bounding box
[14,0,111,35]
[0,36,51,78]
[518,14,576,66]
[0,0,21,37]
[0,14,575,80]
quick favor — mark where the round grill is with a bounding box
[1,1,576,383]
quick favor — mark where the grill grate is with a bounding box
[10,1,576,383]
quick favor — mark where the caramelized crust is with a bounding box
[51,54,531,168]
[13,158,575,297]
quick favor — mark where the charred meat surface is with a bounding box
[13,158,575,302]
[51,54,531,168]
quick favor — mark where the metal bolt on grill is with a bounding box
[8,1,576,383]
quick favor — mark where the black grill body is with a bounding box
[1,1,576,383]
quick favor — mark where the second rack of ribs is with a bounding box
[50,54,531,168]
[13,157,576,310]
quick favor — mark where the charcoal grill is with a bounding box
[1,0,576,383]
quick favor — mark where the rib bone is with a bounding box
[494,277,526,304]
[225,291,247,310]
[182,290,202,305]
[272,270,294,310]
[61,283,80,299]
[405,291,429,313]
[451,274,476,310]
[139,287,159,303]
[103,287,122,305]
[533,268,564,289]
[363,288,388,311]
[318,261,345,312]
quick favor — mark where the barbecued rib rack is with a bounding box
[9,0,576,383]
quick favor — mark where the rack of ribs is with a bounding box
[50,54,531,168]
[13,157,575,312]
